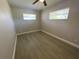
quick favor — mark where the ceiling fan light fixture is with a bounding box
[33,0,47,6]
[39,0,44,3]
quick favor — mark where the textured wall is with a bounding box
[11,7,41,34]
[0,0,16,59]
[41,0,79,45]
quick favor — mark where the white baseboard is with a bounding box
[17,30,41,36]
[41,30,79,49]
[12,37,17,59]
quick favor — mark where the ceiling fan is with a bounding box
[33,0,47,6]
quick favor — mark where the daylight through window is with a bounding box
[23,13,36,20]
[49,8,70,20]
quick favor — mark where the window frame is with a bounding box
[23,13,36,20]
[49,8,70,20]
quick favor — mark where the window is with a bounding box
[49,8,70,20]
[23,13,36,20]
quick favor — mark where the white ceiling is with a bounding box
[8,0,62,10]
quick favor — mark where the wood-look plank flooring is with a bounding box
[15,31,79,59]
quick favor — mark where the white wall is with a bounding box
[0,0,16,59]
[11,7,41,34]
[42,0,79,45]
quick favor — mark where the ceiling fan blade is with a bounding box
[43,0,47,6]
[33,0,39,4]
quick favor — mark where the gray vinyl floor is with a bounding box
[15,31,79,59]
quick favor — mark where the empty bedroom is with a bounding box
[0,0,79,59]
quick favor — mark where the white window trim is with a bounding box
[49,8,70,20]
[23,13,36,20]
